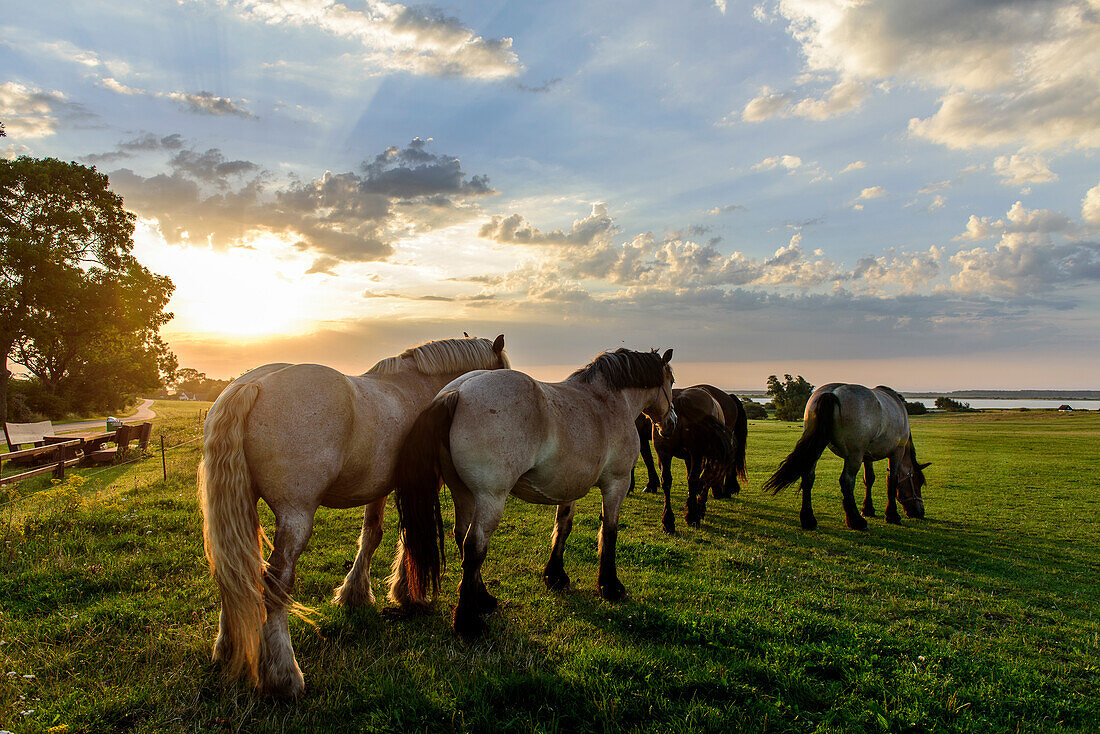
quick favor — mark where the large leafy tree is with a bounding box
[0,156,176,422]
[766,374,815,421]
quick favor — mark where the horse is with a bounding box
[387,348,677,640]
[198,335,510,697]
[649,387,739,534]
[636,384,747,498]
[763,383,929,531]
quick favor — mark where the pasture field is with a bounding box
[1,404,1098,733]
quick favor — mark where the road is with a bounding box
[56,399,157,434]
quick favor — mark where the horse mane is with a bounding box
[567,348,667,390]
[366,337,509,376]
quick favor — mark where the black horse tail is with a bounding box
[730,394,748,482]
[764,392,838,494]
[684,415,737,490]
[389,390,458,606]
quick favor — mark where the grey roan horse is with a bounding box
[388,348,677,639]
[764,383,928,530]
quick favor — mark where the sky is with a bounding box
[3,0,1099,390]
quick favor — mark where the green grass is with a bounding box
[1,407,1097,732]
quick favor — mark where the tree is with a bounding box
[766,374,814,421]
[1,156,176,421]
[934,396,973,412]
[741,398,768,420]
[174,368,206,396]
[905,400,928,415]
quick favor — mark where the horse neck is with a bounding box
[617,385,661,419]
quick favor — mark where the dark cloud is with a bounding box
[110,138,492,267]
[479,203,616,246]
[515,78,562,94]
[167,91,252,117]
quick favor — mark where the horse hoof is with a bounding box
[477,588,499,613]
[382,603,427,621]
[644,485,660,494]
[332,584,375,608]
[800,517,818,531]
[662,522,675,535]
[260,664,305,699]
[861,508,877,518]
[599,580,626,602]
[847,517,869,531]
[885,513,902,525]
[543,572,570,592]
[453,607,486,641]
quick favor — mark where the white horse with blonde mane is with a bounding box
[198,335,508,697]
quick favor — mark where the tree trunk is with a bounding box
[1,344,12,450]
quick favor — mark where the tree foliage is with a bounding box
[766,374,814,421]
[934,396,974,412]
[0,156,176,420]
[741,398,769,420]
[905,400,928,415]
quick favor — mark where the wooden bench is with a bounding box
[5,420,58,452]
[83,422,154,465]
[1,419,83,484]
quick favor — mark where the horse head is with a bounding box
[647,348,678,438]
[898,459,930,519]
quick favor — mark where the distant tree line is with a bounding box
[905,400,928,415]
[766,374,814,421]
[2,156,176,422]
[154,367,231,402]
[934,396,977,412]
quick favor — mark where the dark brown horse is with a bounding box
[764,383,928,531]
[636,387,741,533]
[636,384,747,499]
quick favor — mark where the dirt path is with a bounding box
[57,399,157,434]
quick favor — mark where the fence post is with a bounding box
[161,435,167,482]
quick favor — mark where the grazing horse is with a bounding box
[198,335,509,697]
[651,388,739,534]
[636,384,747,498]
[764,383,929,531]
[388,348,677,639]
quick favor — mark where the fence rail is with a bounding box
[0,439,84,486]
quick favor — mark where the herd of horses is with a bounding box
[198,335,930,697]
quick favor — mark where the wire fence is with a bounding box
[0,419,206,511]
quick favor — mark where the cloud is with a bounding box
[752,154,803,172]
[840,160,866,174]
[0,81,91,138]
[166,91,253,117]
[764,0,1100,151]
[950,235,1100,296]
[740,80,866,123]
[1083,183,1100,226]
[993,154,1057,191]
[110,138,494,269]
[479,203,616,246]
[852,186,887,208]
[708,204,746,216]
[233,0,522,80]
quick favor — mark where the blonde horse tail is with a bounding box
[389,390,459,606]
[197,380,266,686]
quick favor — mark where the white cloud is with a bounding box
[752,154,803,172]
[1083,183,1100,226]
[739,79,865,122]
[840,160,866,174]
[993,154,1056,191]
[765,0,1100,151]
[0,81,83,138]
[99,77,144,96]
[857,186,887,200]
[232,0,522,80]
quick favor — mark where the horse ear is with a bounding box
[463,331,470,337]
[918,462,931,470]
[661,348,674,363]
[492,334,505,353]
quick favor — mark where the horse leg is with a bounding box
[885,457,902,525]
[861,459,877,517]
[453,483,498,613]
[333,497,386,607]
[658,448,676,534]
[543,501,576,591]
[259,508,314,698]
[840,458,868,531]
[685,454,706,528]
[800,469,818,531]
[640,432,660,493]
[597,479,629,601]
[453,498,505,640]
